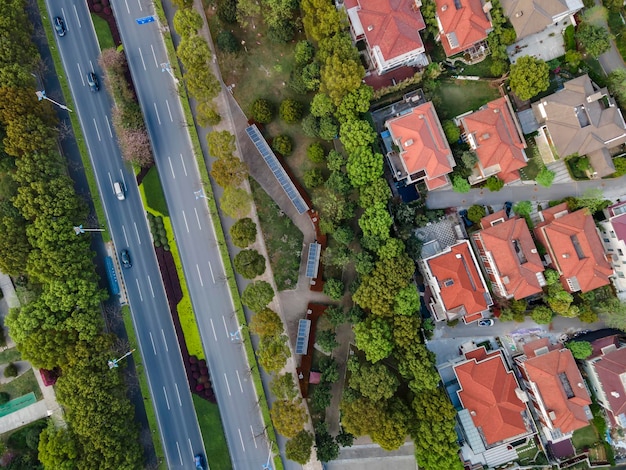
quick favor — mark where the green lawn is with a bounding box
[193,395,232,470]
[455,55,499,78]
[90,14,115,50]
[250,180,303,291]
[572,424,599,450]
[0,369,42,401]
[0,348,22,364]
[142,167,170,216]
[434,79,501,120]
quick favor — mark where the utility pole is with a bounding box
[36,90,72,112]
[73,225,105,235]
[160,62,179,84]
[108,349,135,369]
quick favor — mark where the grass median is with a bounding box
[90,14,115,50]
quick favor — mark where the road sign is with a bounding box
[135,16,155,25]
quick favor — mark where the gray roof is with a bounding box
[502,0,581,39]
[532,75,626,158]
[588,148,615,178]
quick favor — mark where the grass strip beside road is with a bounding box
[152,3,283,468]
[122,305,167,469]
[193,395,232,470]
[36,0,109,242]
[90,14,115,50]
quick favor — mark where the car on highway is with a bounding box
[120,249,132,269]
[194,454,205,469]
[478,319,494,327]
[87,72,99,92]
[114,181,125,200]
[54,16,66,37]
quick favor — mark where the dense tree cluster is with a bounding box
[207,130,248,188]
[0,1,142,467]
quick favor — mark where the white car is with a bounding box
[478,319,494,327]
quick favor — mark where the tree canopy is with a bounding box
[509,56,550,101]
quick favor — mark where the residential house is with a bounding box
[532,75,626,176]
[458,96,528,184]
[599,201,626,296]
[434,0,493,59]
[515,338,592,443]
[473,210,546,300]
[385,101,456,189]
[454,346,535,453]
[420,240,493,323]
[344,0,429,75]
[534,203,613,293]
[584,335,626,428]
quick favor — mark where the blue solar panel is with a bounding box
[306,243,321,278]
[246,125,309,214]
[295,319,311,355]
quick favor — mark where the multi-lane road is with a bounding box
[43,1,205,467]
[46,0,274,468]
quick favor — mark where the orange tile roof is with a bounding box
[521,339,592,435]
[426,241,491,316]
[534,204,612,293]
[435,0,492,57]
[461,97,527,183]
[386,102,454,188]
[477,211,544,299]
[455,350,529,446]
[590,345,626,422]
[346,0,426,63]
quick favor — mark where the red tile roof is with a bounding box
[386,102,454,190]
[588,342,626,423]
[534,204,612,293]
[345,0,426,63]
[461,97,527,183]
[521,339,592,435]
[426,241,491,316]
[477,211,544,299]
[455,349,529,445]
[435,0,492,57]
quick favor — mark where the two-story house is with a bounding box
[599,201,626,296]
[434,0,493,60]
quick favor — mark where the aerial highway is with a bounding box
[43,1,206,467]
[108,0,276,468]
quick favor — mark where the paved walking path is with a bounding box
[595,0,626,75]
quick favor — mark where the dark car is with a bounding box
[504,201,513,217]
[54,16,66,37]
[458,209,473,228]
[120,249,132,269]
[194,454,205,470]
[87,72,99,92]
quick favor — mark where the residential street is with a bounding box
[595,0,626,75]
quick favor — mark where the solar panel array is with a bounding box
[295,319,311,355]
[305,242,321,278]
[246,125,309,214]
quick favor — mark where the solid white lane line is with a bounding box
[182,210,189,232]
[196,264,204,287]
[176,442,183,466]
[61,8,68,30]
[166,100,173,122]
[161,329,169,352]
[89,60,94,72]
[147,275,155,298]
[153,102,161,125]
[72,5,81,27]
[108,172,113,188]
[163,386,170,410]
[176,383,182,406]
[149,332,157,355]
[134,222,141,244]
[119,168,126,187]
[138,47,146,70]
[151,45,158,68]
[124,0,130,14]
[137,0,143,11]
[210,318,218,341]
[105,115,113,138]
[222,316,229,338]
[180,154,187,176]
[238,428,246,452]
[92,118,101,141]
[250,426,258,448]
[135,279,143,301]
[224,373,232,396]
[168,156,175,178]
[208,261,215,284]
[121,225,129,246]
[236,370,243,393]
[77,63,84,85]
[194,208,201,230]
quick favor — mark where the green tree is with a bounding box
[347,358,399,401]
[576,23,612,58]
[566,340,593,359]
[452,175,470,193]
[545,283,574,315]
[565,49,583,69]
[544,268,560,285]
[250,308,283,338]
[270,373,298,401]
[233,249,266,279]
[509,56,550,101]
[339,120,376,154]
[326,150,346,172]
[242,281,275,312]
[4,362,17,378]
[442,120,460,144]
[230,218,257,248]
[207,130,236,159]
[216,30,240,52]
[321,55,364,106]
[38,423,79,470]
[314,421,339,462]
[358,206,392,241]
[220,187,251,218]
[311,383,332,412]
[258,335,290,373]
[172,8,203,36]
[211,155,248,188]
[310,93,334,118]
[286,430,314,464]
[307,142,325,163]
[271,134,293,156]
[377,238,405,260]
[335,85,373,123]
[393,285,420,316]
[319,356,339,383]
[323,278,344,300]
[250,98,274,124]
[531,305,554,324]
[354,317,394,363]
[301,0,345,41]
[574,188,611,214]
[316,329,339,352]
[358,177,390,209]
[319,116,339,140]
[271,399,307,438]
[607,69,626,108]
[467,205,486,223]
[301,114,320,137]
[303,168,325,189]
[513,200,532,217]
[346,147,383,188]
[485,176,504,192]
[196,100,221,126]
[279,99,304,124]
[332,226,354,246]
[295,40,315,65]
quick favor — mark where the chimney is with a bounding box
[562,253,570,259]
[612,391,621,398]
[441,4,448,11]
[367,25,374,31]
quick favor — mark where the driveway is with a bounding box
[594,0,626,75]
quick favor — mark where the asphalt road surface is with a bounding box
[43,1,206,467]
[110,0,273,468]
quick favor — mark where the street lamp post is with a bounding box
[262,441,273,470]
[108,349,136,369]
[73,225,105,235]
[160,62,180,84]
[35,90,72,112]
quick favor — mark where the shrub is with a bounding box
[307,142,325,163]
[442,120,460,144]
[216,30,240,53]
[4,363,17,378]
[303,169,324,189]
[536,167,555,187]
[0,392,9,405]
[485,176,504,192]
[323,278,344,300]
[279,99,304,124]
[467,205,486,223]
[217,0,237,23]
[316,330,339,352]
[230,218,257,248]
[233,249,266,279]
[271,135,293,156]
[452,175,470,193]
[250,99,274,124]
